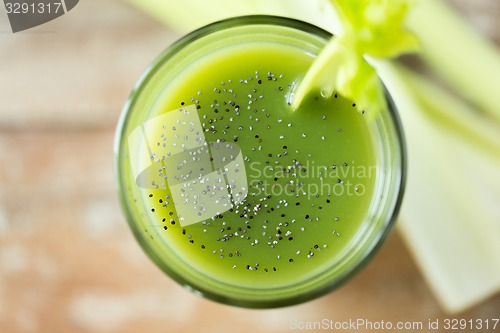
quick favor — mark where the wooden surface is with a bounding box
[0,1,499,332]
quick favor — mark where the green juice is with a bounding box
[145,44,376,287]
[116,17,404,307]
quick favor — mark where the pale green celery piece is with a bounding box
[328,0,419,57]
[404,65,500,161]
[376,60,500,313]
[406,0,500,122]
[290,34,387,116]
[123,0,340,33]
[291,0,418,115]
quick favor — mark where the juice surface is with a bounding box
[133,42,377,289]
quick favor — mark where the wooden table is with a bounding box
[1,1,499,332]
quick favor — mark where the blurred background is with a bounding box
[0,1,499,332]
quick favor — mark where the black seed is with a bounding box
[296,202,300,206]
[196,105,201,109]
[305,215,309,219]
[258,80,262,84]
[281,214,286,217]
[289,258,294,262]
[149,194,153,198]
[189,240,194,243]
[201,245,206,249]
[163,226,168,230]
[151,208,155,213]
[181,102,185,106]
[326,199,331,203]
[159,199,163,203]
[288,237,293,241]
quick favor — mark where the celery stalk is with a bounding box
[407,0,500,122]
[291,0,419,115]
[123,0,340,33]
[403,65,500,161]
[376,61,500,312]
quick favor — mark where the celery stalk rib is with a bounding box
[376,60,500,313]
[407,0,500,122]
[123,0,339,33]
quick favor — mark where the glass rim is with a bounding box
[114,15,407,308]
